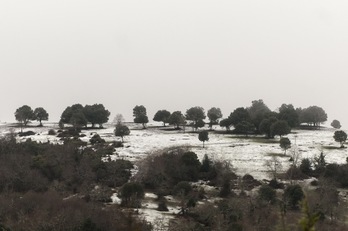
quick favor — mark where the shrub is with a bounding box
[48,129,56,135]
[90,134,105,144]
[299,158,312,176]
[258,185,276,204]
[283,184,304,209]
[119,182,144,208]
[173,181,192,196]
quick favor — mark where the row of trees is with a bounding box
[14,105,49,128]
[135,100,329,138]
[14,100,331,133]
[59,104,110,128]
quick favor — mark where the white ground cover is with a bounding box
[1,122,347,180]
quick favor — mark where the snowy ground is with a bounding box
[1,122,347,181]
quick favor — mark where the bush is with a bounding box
[283,184,304,209]
[119,182,144,208]
[90,134,105,144]
[258,185,276,204]
[18,131,35,137]
[299,158,312,176]
[48,129,56,135]
[173,181,192,196]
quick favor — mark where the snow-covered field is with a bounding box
[1,122,347,181]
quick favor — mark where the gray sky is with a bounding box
[1,1,347,127]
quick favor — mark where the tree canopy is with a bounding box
[186,106,206,130]
[133,105,149,128]
[33,107,49,126]
[153,110,171,127]
[229,107,250,127]
[299,106,327,127]
[15,105,34,127]
[278,104,299,128]
[331,120,341,129]
[115,124,130,142]
[248,99,271,132]
[60,104,110,129]
[271,120,291,138]
[280,137,291,155]
[83,104,110,128]
[168,111,185,129]
[334,130,347,148]
[207,107,222,129]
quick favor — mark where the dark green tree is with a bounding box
[299,106,327,127]
[278,104,299,128]
[219,118,232,131]
[258,184,276,204]
[280,137,291,155]
[331,119,341,129]
[15,105,34,127]
[119,182,145,208]
[186,106,206,131]
[198,130,209,148]
[70,111,88,129]
[133,105,149,128]
[333,130,347,148]
[229,107,250,127]
[207,107,222,130]
[60,104,84,126]
[248,99,272,132]
[283,184,304,209]
[115,124,130,142]
[33,107,49,126]
[271,120,291,138]
[234,121,255,137]
[259,117,278,138]
[168,111,185,129]
[83,104,110,128]
[153,110,171,126]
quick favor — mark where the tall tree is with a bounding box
[278,104,299,128]
[207,107,222,130]
[133,105,149,128]
[229,107,250,127]
[70,111,88,129]
[219,118,232,131]
[60,104,84,124]
[299,106,327,127]
[33,107,49,126]
[168,111,185,129]
[83,104,110,128]
[15,105,34,128]
[185,106,206,131]
[248,99,271,133]
[271,120,291,138]
[259,117,278,138]
[153,110,171,127]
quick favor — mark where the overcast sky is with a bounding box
[1,1,347,127]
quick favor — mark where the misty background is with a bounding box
[1,1,347,127]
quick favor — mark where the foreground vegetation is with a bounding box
[0,132,150,231]
[1,120,348,230]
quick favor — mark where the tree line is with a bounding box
[14,100,333,135]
